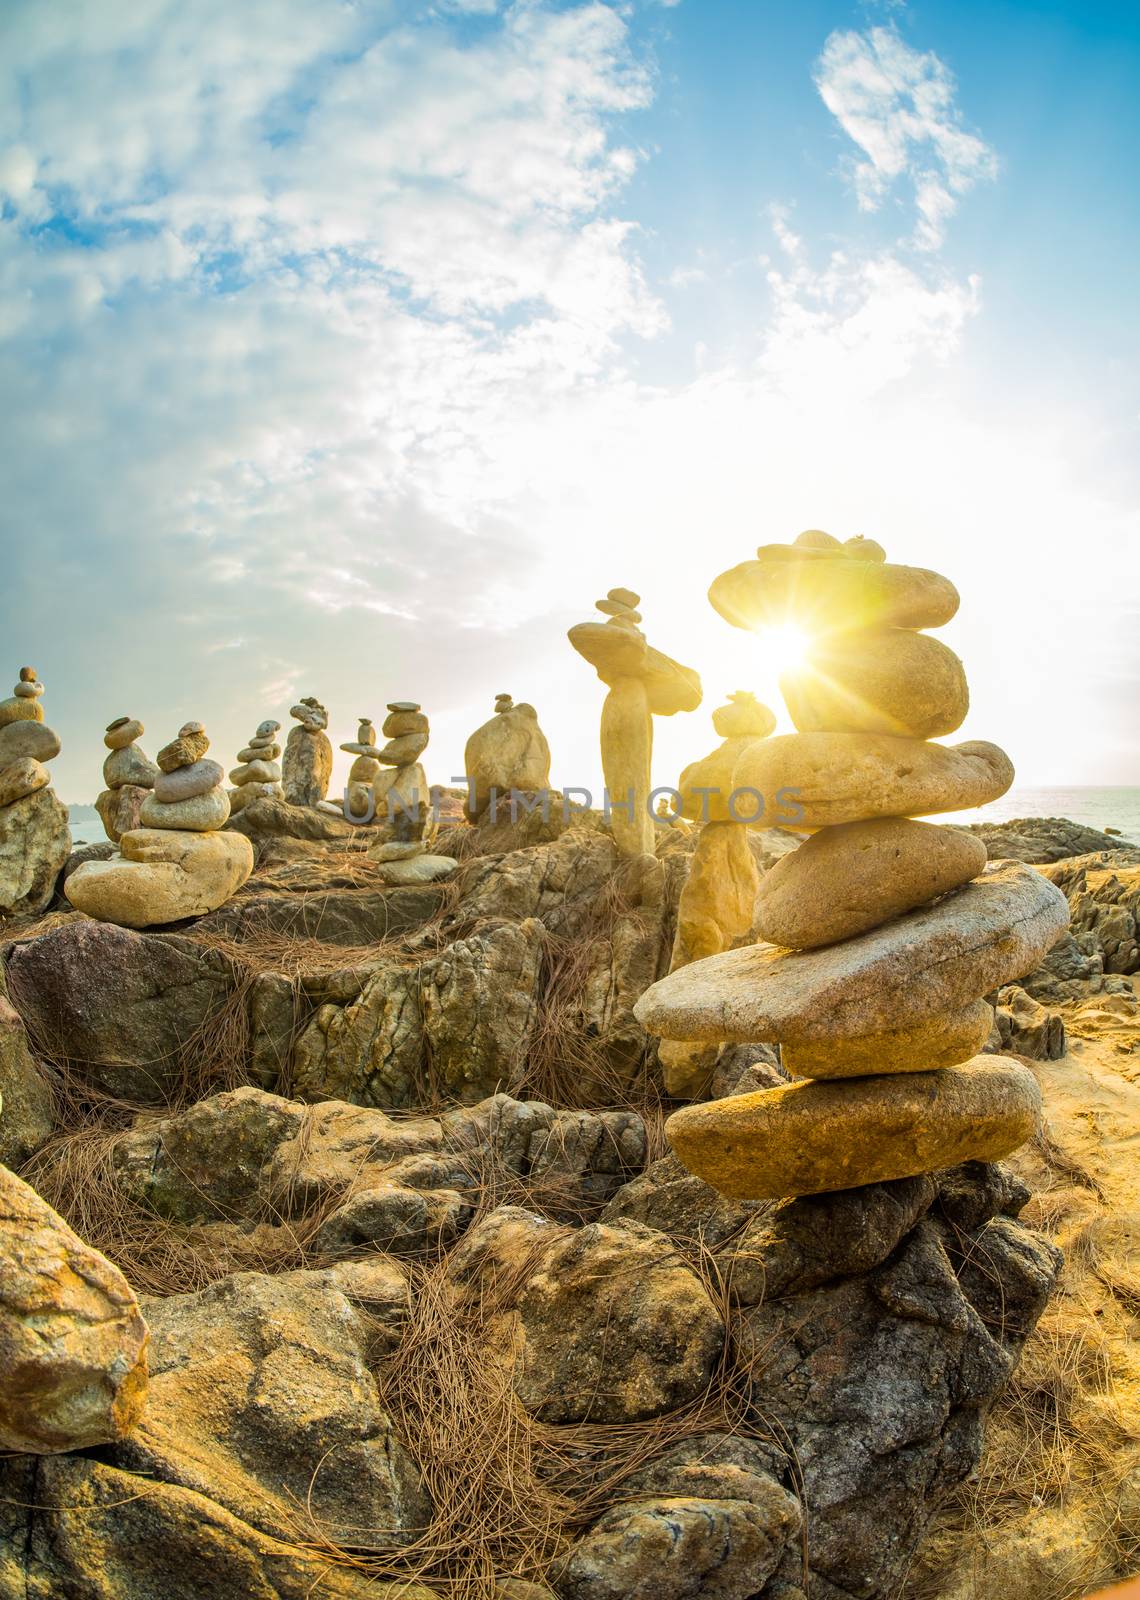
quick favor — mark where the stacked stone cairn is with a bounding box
[365,702,457,883]
[568,588,702,857]
[463,692,551,821]
[0,669,70,916]
[97,717,158,843]
[340,716,381,820]
[66,721,253,928]
[282,697,332,807]
[634,530,1072,1198]
[229,719,283,812]
[659,690,777,1099]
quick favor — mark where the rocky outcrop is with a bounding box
[0,992,54,1165]
[0,1164,148,1453]
[962,817,1137,863]
[0,787,70,918]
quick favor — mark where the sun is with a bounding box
[755,622,812,677]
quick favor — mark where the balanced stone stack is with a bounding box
[0,669,70,917]
[569,588,702,857]
[96,716,158,842]
[660,691,777,1098]
[635,531,1071,1198]
[463,692,551,820]
[373,701,430,841]
[282,697,332,807]
[340,717,381,819]
[66,722,253,928]
[229,719,283,812]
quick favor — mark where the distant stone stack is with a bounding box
[282,698,332,807]
[635,531,1071,1198]
[97,717,158,843]
[66,721,252,928]
[463,693,551,820]
[0,669,70,916]
[340,717,381,820]
[374,702,430,841]
[660,691,777,1099]
[569,588,702,857]
[229,720,283,812]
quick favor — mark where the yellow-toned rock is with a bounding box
[65,828,253,927]
[781,628,969,739]
[754,817,988,948]
[0,1163,148,1452]
[709,557,959,633]
[665,1058,1041,1198]
[735,732,1014,831]
[781,999,995,1078]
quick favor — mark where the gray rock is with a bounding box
[0,719,60,766]
[103,743,159,790]
[152,758,224,803]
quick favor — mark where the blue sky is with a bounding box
[1,0,1137,801]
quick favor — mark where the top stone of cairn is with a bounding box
[568,590,701,715]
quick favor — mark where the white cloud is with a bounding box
[814,24,997,249]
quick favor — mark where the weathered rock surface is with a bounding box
[282,724,334,806]
[0,755,49,806]
[782,627,969,739]
[65,826,253,926]
[709,556,960,632]
[0,993,54,1164]
[6,920,233,1101]
[988,984,1066,1060]
[464,700,552,818]
[0,787,70,916]
[754,817,988,948]
[448,1207,723,1422]
[965,816,1138,863]
[735,732,1014,831]
[0,719,61,766]
[636,861,1068,1043]
[1047,856,1140,974]
[665,1058,1042,1198]
[96,780,151,843]
[0,1163,148,1453]
[110,1268,429,1550]
[781,998,995,1078]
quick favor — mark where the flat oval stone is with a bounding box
[754,818,988,947]
[0,696,43,728]
[780,629,969,739]
[0,721,60,766]
[0,757,49,807]
[781,1000,995,1078]
[241,758,280,784]
[734,733,1014,830]
[665,1058,1041,1199]
[381,710,428,739]
[238,742,280,762]
[153,759,224,803]
[634,860,1069,1044]
[709,558,959,632]
[140,786,229,832]
[104,717,143,750]
[378,732,429,766]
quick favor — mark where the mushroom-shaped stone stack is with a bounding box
[462,692,552,820]
[0,669,71,916]
[659,691,777,1098]
[365,702,457,882]
[340,716,381,820]
[282,697,333,807]
[634,530,1071,1197]
[568,589,702,856]
[96,717,159,843]
[65,722,252,928]
[229,719,283,812]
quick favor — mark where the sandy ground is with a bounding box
[906,982,1140,1599]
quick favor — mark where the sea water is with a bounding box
[940,787,1140,844]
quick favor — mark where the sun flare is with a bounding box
[755,621,812,677]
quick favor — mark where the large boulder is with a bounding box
[5,920,234,1101]
[447,1208,723,1423]
[0,992,54,1165]
[965,817,1138,863]
[0,787,70,917]
[0,1163,148,1453]
[65,827,253,927]
[109,1268,429,1551]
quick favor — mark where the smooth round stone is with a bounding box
[709,558,959,633]
[734,733,1014,831]
[635,860,1069,1045]
[381,710,428,739]
[102,744,159,791]
[240,758,280,784]
[0,758,49,807]
[347,755,380,783]
[608,586,640,607]
[0,721,60,766]
[378,732,429,766]
[104,717,143,750]
[255,721,281,739]
[156,727,209,774]
[781,629,969,740]
[153,758,224,803]
[229,781,279,812]
[65,828,253,928]
[370,839,427,862]
[239,742,280,762]
[371,853,459,885]
[0,696,43,727]
[229,763,251,786]
[754,818,988,948]
[781,1000,995,1079]
[140,786,229,832]
[712,693,776,739]
[14,682,43,699]
[665,1058,1041,1199]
